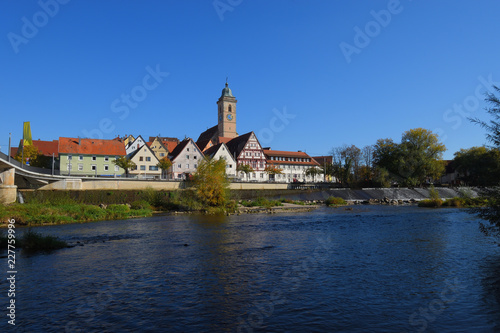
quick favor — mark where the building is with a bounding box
[312,155,334,182]
[128,143,161,179]
[148,136,179,155]
[203,143,237,178]
[58,137,126,176]
[225,132,267,181]
[196,82,238,151]
[265,149,322,182]
[167,138,204,180]
[11,139,59,169]
[125,135,147,155]
[147,137,170,160]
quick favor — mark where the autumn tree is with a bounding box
[192,157,229,207]
[264,164,282,181]
[157,157,172,180]
[113,156,136,177]
[15,145,43,166]
[237,163,254,181]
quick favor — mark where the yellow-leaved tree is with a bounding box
[192,157,229,207]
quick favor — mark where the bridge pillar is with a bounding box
[0,167,17,204]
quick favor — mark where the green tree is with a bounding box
[113,156,136,177]
[453,146,500,186]
[373,129,446,187]
[157,157,172,180]
[192,157,229,207]
[469,85,500,236]
[237,163,254,181]
[305,167,322,182]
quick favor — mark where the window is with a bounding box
[160,153,165,157]
[146,157,151,162]
[149,166,158,171]
[115,165,119,172]
[186,155,189,159]
[78,164,83,171]
[104,156,109,162]
[104,165,109,171]
[66,163,72,171]
[178,174,182,179]
[139,157,143,161]
[229,164,232,168]
[92,156,96,161]
[260,162,264,168]
[140,165,146,171]
[78,155,83,161]
[186,164,189,169]
[178,164,181,169]
[194,164,197,168]
[228,104,232,112]
[91,165,97,171]
[68,155,72,160]
[260,173,264,178]
[252,173,256,178]
[194,155,197,160]
[187,148,190,152]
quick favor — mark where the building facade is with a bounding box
[128,143,161,179]
[168,138,204,180]
[265,150,322,182]
[226,132,267,181]
[203,143,237,178]
[58,137,126,176]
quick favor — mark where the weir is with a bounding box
[0,167,17,204]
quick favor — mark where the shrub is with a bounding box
[418,199,443,208]
[325,197,347,206]
[106,204,131,219]
[131,200,152,210]
[20,229,67,252]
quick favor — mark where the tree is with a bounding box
[237,163,254,181]
[192,157,229,207]
[372,129,446,187]
[15,145,43,166]
[113,156,136,177]
[305,167,322,182]
[264,164,282,181]
[453,146,500,186]
[157,157,172,180]
[397,128,446,186]
[469,85,500,236]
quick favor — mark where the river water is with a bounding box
[3,205,500,332]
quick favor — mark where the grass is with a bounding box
[240,197,284,209]
[0,228,67,253]
[325,196,347,207]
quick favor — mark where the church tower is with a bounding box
[217,82,237,138]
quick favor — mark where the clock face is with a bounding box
[227,114,233,121]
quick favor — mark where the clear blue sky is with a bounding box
[1,0,500,160]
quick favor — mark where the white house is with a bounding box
[203,143,237,178]
[168,138,204,180]
[264,149,322,182]
[125,135,147,155]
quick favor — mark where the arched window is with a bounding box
[228,104,232,112]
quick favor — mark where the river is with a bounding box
[2,205,500,332]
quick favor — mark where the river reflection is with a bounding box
[3,206,500,332]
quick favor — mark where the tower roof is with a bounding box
[220,82,234,98]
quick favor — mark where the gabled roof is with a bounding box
[265,150,320,166]
[15,139,59,157]
[128,141,160,162]
[169,138,202,161]
[225,132,258,159]
[311,156,332,165]
[58,137,126,156]
[162,140,178,153]
[128,135,146,149]
[147,138,169,152]
[196,125,218,148]
[204,142,236,162]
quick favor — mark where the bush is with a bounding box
[418,199,443,208]
[105,204,130,219]
[325,197,347,206]
[131,200,152,210]
[20,229,67,252]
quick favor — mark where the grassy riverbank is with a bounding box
[418,196,489,208]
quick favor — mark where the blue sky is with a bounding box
[1,0,499,160]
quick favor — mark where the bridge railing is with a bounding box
[0,151,57,175]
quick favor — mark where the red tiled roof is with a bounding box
[163,141,178,153]
[13,139,59,157]
[218,137,232,144]
[312,155,332,165]
[265,149,320,166]
[10,147,18,157]
[58,137,126,156]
